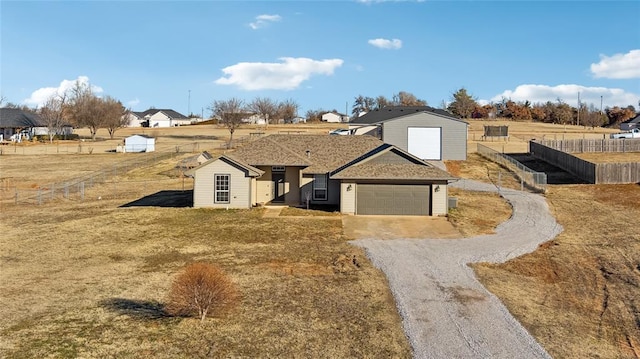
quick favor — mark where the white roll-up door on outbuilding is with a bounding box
[407,127,442,160]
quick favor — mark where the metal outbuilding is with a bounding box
[124,134,155,152]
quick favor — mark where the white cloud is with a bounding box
[488,84,640,108]
[249,14,282,30]
[215,57,344,91]
[23,76,103,107]
[127,98,140,108]
[590,49,640,79]
[368,38,402,50]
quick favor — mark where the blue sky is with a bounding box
[2,0,639,118]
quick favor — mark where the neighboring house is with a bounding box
[131,109,191,127]
[348,106,468,161]
[188,134,456,216]
[124,112,146,127]
[322,112,349,123]
[0,107,72,140]
[620,114,640,131]
[124,135,155,152]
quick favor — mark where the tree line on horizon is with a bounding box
[3,84,638,142]
[350,88,638,128]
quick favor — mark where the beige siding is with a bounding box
[284,167,300,204]
[255,167,273,205]
[340,182,356,214]
[431,182,448,216]
[193,159,252,208]
[381,112,468,160]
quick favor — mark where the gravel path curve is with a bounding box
[351,179,563,359]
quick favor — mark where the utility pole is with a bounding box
[188,90,191,116]
[577,92,580,126]
[600,95,603,114]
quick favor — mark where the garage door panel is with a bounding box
[408,127,441,160]
[357,184,430,215]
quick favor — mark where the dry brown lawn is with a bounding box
[0,152,410,358]
[573,152,640,163]
[474,183,640,358]
[2,120,639,358]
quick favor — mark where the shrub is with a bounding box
[166,262,239,322]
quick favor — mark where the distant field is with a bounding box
[573,151,640,163]
[1,120,638,357]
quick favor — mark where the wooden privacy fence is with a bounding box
[536,138,640,153]
[477,144,547,192]
[530,141,640,184]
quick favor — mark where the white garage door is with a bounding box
[408,127,441,160]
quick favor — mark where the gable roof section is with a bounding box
[330,145,456,181]
[0,108,44,128]
[350,106,462,125]
[622,114,640,124]
[138,109,188,119]
[186,154,264,177]
[227,134,385,174]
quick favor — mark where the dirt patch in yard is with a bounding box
[343,215,462,240]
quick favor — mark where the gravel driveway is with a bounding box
[351,179,563,358]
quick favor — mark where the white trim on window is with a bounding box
[313,174,327,201]
[214,174,230,203]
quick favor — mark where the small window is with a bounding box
[313,174,327,201]
[215,174,230,203]
[272,166,285,172]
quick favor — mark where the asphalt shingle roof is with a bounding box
[0,108,44,128]
[227,134,385,174]
[349,106,461,125]
[331,163,455,180]
[225,134,456,181]
[138,109,188,119]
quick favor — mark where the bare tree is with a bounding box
[211,98,245,148]
[248,97,278,126]
[67,80,104,140]
[102,97,127,139]
[166,262,239,323]
[39,93,67,143]
[277,99,299,123]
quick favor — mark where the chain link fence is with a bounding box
[1,143,200,205]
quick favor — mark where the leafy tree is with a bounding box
[166,262,239,323]
[447,88,477,118]
[550,99,574,125]
[210,98,245,148]
[605,106,636,127]
[392,91,427,106]
[352,95,375,117]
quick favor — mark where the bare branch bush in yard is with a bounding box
[166,262,239,322]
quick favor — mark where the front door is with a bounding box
[272,172,285,203]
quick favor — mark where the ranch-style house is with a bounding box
[189,134,456,216]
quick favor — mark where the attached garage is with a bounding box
[356,184,430,215]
